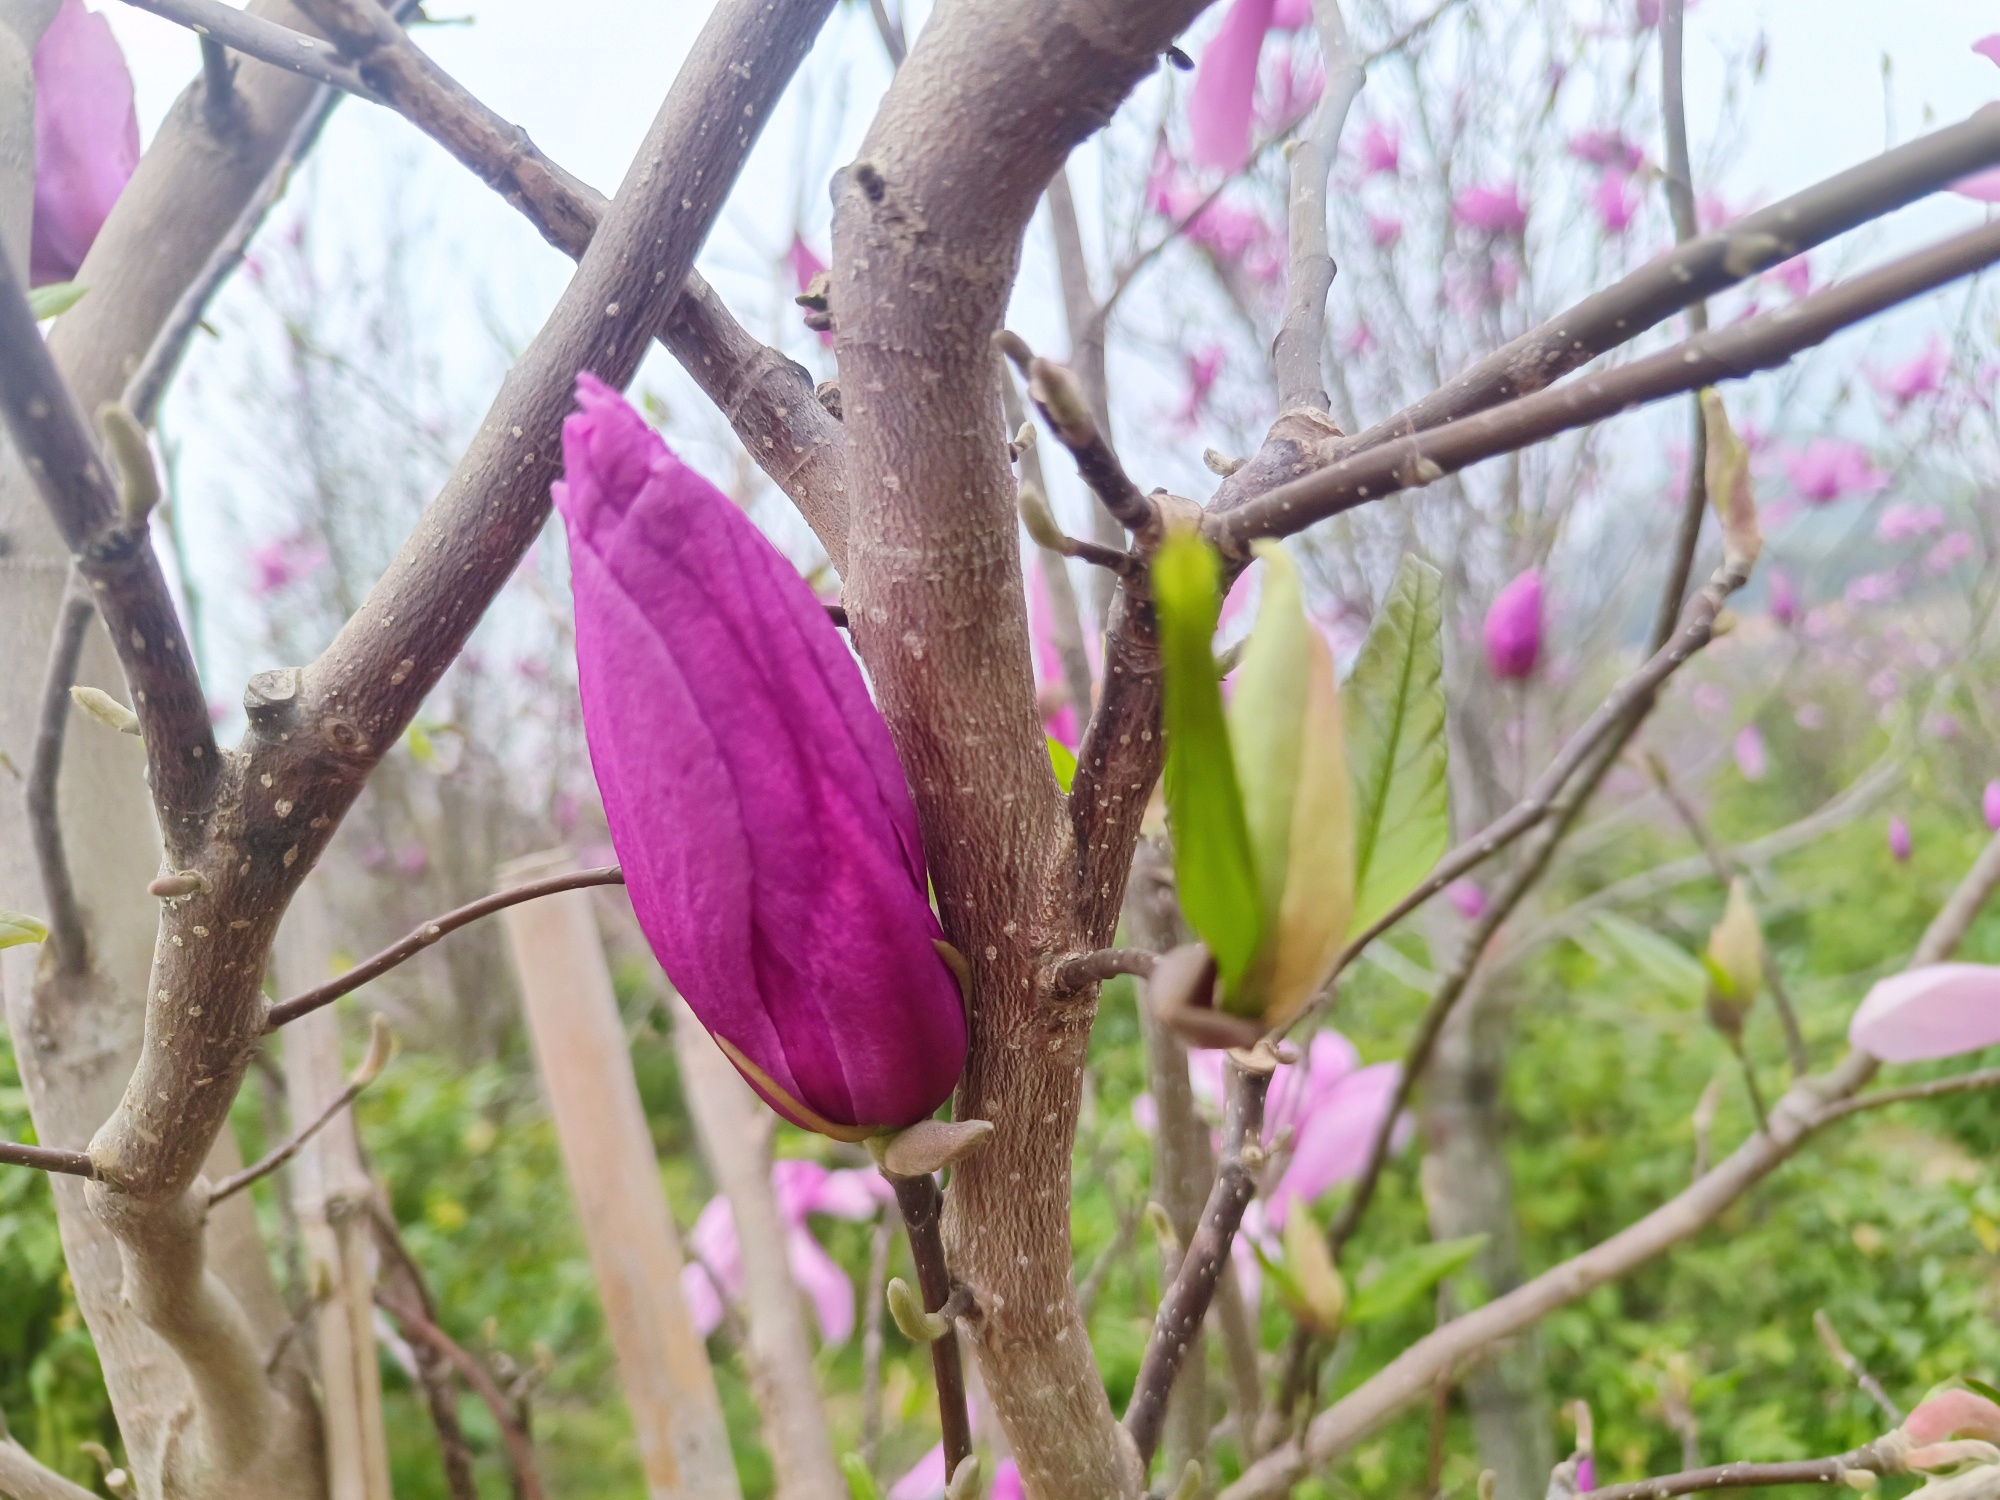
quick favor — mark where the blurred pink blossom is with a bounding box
[1578,1458,1598,1492]
[1871,339,1948,408]
[1255,1032,1406,1229]
[1984,779,2000,831]
[889,1444,949,1500]
[1256,53,1323,133]
[1358,120,1400,175]
[1928,531,1975,572]
[1877,503,1945,542]
[1767,568,1798,626]
[1888,815,1912,863]
[681,1261,725,1337]
[1447,879,1487,920]
[1177,344,1228,428]
[1783,440,1883,503]
[248,532,329,597]
[1794,702,1825,731]
[1483,569,1542,678]
[1954,38,2000,200]
[1845,569,1905,608]
[1189,0,1313,172]
[991,1461,1025,1500]
[1027,554,1080,747]
[30,0,140,286]
[1927,713,1961,742]
[1453,183,1527,237]
[1733,725,1767,782]
[1148,158,1286,281]
[1850,963,2000,1061]
[1367,213,1404,248]
[1867,669,1901,703]
[1570,130,1645,171]
[1634,0,1661,25]
[394,843,429,878]
[1592,171,1638,235]
[1766,255,1812,298]
[687,1159,890,1347]
[1692,682,1728,718]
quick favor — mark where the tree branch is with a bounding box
[889,1171,975,1475]
[264,866,622,1031]
[0,1141,98,1179]
[1053,947,1159,992]
[0,1440,104,1500]
[1578,1446,1893,1500]
[1220,829,2000,1500]
[1210,216,2000,549]
[26,584,94,975]
[116,0,381,97]
[207,1016,388,1205]
[1125,1054,1272,1466]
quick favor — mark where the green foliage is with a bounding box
[26,282,86,321]
[1153,530,1263,986]
[1344,555,1449,934]
[0,912,47,949]
[1047,735,1077,793]
[1348,1235,1489,1325]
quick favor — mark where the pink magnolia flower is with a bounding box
[1027,554,1079,747]
[1367,213,1404,249]
[1845,569,1905,608]
[1447,879,1487,920]
[554,375,967,1139]
[1955,38,2000,201]
[1358,120,1400,176]
[1733,725,1767,782]
[1483,568,1543,679]
[1767,568,1798,626]
[1766,255,1813,299]
[1985,779,2000,831]
[1928,531,1975,572]
[1149,158,1286,282]
[991,1461,1025,1500]
[1260,1031,1405,1229]
[1871,339,1948,408]
[1189,0,1313,172]
[1634,0,1661,25]
[1877,503,1945,543]
[1783,440,1883,503]
[1176,344,1228,429]
[1850,964,2000,1062]
[1888,815,1913,863]
[29,0,139,286]
[1578,1458,1598,1492]
[1593,171,1639,235]
[1570,130,1644,171]
[684,1159,891,1344]
[1453,183,1528,237]
[248,532,329,597]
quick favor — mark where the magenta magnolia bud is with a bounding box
[1985,779,2000,831]
[30,0,140,286]
[1483,569,1543,679]
[553,375,966,1139]
[1887,814,1912,863]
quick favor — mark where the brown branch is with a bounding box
[0,252,220,852]
[1124,1055,1272,1466]
[889,1171,974,1475]
[377,1288,548,1500]
[291,0,851,566]
[1813,1310,1903,1424]
[26,584,95,975]
[1002,363,1097,723]
[1817,1065,2000,1124]
[1578,1446,1891,1500]
[116,0,382,96]
[265,866,622,1030]
[1642,754,1811,1076]
[0,1140,99,1179]
[998,332,1158,537]
[1053,947,1159,992]
[1329,105,2000,455]
[371,1205,481,1500]
[1211,216,2000,550]
[1221,830,2000,1500]
[207,1017,388,1204]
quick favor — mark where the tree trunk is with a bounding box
[1419,974,1552,1500]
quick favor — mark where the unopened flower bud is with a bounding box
[71,684,140,736]
[1483,569,1542,679]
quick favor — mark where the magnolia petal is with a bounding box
[889,1443,949,1500]
[29,0,139,286]
[991,1461,1025,1500]
[1267,1060,1401,1225]
[810,1166,895,1220]
[681,1261,725,1338]
[1850,964,2000,1062]
[787,1227,856,1345]
[554,376,965,1135]
[1907,1390,2000,1446]
[690,1195,743,1300]
[1190,0,1277,172]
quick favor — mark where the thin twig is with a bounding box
[117,0,382,98]
[27,583,95,975]
[1211,215,2000,549]
[888,1171,974,1474]
[866,0,906,66]
[372,1205,481,1500]
[1577,1445,1891,1500]
[997,332,1156,536]
[1817,1065,2000,1124]
[1643,754,1811,1077]
[1813,1310,1903,1424]
[1053,947,1159,992]
[265,866,622,1030]
[1124,1054,1273,1466]
[208,1018,388,1205]
[377,1289,549,1500]
[0,1141,98,1178]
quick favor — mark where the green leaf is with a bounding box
[1965,1379,2000,1407]
[1153,531,1264,988]
[27,281,86,321]
[1349,1234,1489,1325]
[842,1454,883,1500]
[1592,913,1707,1008]
[1047,735,1077,793]
[1344,555,1449,934]
[0,912,49,950]
[1229,543,1314,925]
